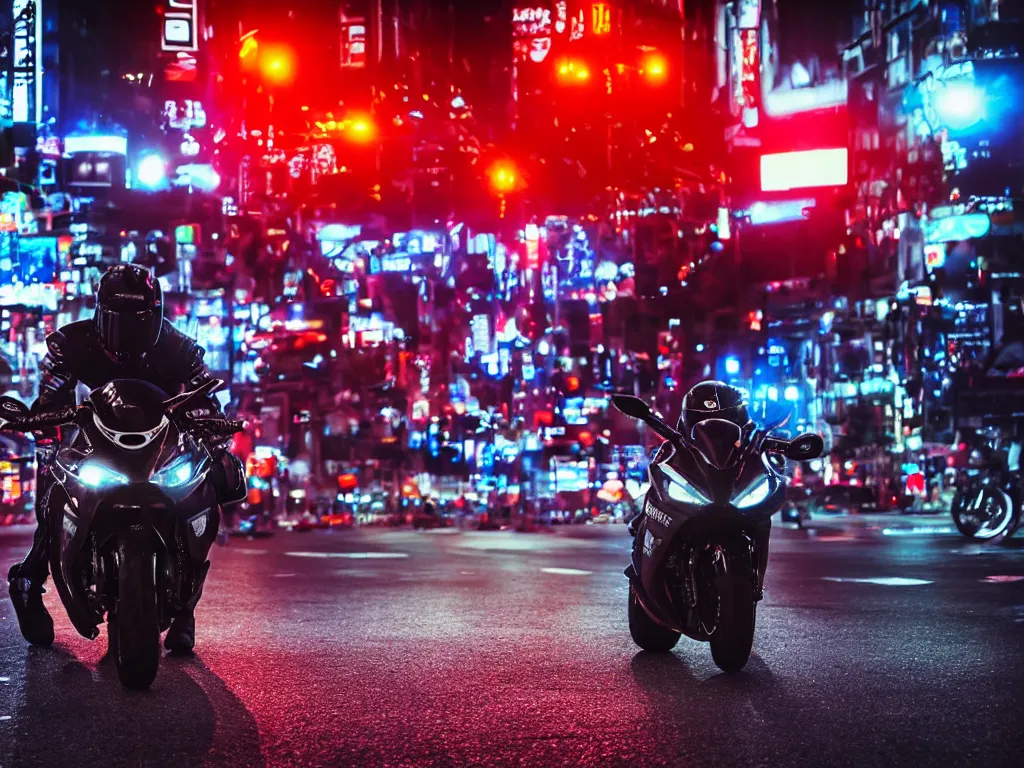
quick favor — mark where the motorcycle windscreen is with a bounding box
[690,419,744,470]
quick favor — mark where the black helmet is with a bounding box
[95,264,164,363]
[679,381,752,438]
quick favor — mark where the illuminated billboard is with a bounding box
[339,15,366,69]
[162,1,199,53]
[760,148,848,192]
[69,155,116,187]
[513,6,554,63]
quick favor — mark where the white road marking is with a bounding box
[234,549,268,556]
[983,575,1024,583]
[541,567,593,576]
[0,677,8,683]
[823,577,933,586]
[286,551,409,559]
[0,716,11,721]
[882,527,956,536]
[274,573,297,578]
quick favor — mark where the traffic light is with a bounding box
[641,52,668,85]
[260,44,296,85]
[346,114,376,143]
[488,161,518,194]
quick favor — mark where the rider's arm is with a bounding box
[181,343,226,418]
[34,330,79,411]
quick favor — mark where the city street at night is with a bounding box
[4,0,1024,764]
[2,522,1023,767]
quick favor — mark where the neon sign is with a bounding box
[162,1,199,53]
[12,0,42,124]
[925,213,990,244]
[740,29,759,110]
[513,7,553,63]
[591,3,611,35]
[748,199,816,225]
[760,148,848,192]
[163,100,207,130]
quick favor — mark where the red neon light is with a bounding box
[740,30,759,109]
[760,148,848,192]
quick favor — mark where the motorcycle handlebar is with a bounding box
[1,405,78,433]
[186,417,246,437]
[761,437,791,454]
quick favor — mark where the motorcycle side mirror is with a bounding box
[785,434,825,461]
[611,395,652,420]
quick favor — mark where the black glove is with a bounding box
[0,401,76,433]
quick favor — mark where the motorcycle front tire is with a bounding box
[709,566,756,673]
[110,532,161,690]
[952,486,1015,542]
[628,586,681,653]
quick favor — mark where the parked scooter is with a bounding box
[612,393,824,672]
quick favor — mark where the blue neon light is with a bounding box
[925,213,990,244]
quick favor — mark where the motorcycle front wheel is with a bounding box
[110,532,161,690]
[709,565,756,673]
[952,486,1015,542]
[628,586,680,653]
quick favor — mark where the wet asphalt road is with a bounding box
[1,521,1023,768]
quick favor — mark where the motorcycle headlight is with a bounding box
[155,457,195,488]
[734,475,771,509]
[661,465,710,505]
[78,463,129,488]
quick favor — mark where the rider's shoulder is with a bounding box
[152,320,202,365]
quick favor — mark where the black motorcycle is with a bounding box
[951,439,1020,542]
[612,394,824,672]
[0,379,241,689]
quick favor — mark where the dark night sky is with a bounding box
[775,0,862,65]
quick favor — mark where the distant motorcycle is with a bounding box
[1,379,242,689]
[612,395,824,672]
[951,442,1020,542]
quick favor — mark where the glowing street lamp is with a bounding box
[259,44,296,85]
[346,116,376,142]
[136,154,167,190]
[488,161,518,194]
[641,52,668,84]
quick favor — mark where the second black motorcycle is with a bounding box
[613,393,824,672]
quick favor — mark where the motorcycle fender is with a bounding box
[47,488,103,639]
[631,497,688,631]
[177,480,220,564]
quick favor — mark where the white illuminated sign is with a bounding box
[163,100,207,130]
[11,0,42,123]
[64,135,128,155]
[760,148,848,192]
[162,1,199,52]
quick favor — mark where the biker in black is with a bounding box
[6,264,246,652]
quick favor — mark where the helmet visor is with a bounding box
[96,305,160,359]
[690,419,744,470]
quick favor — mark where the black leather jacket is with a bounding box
[35,319,223,416]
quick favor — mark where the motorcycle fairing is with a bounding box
[626,436,786,635]
[46,381,221,640]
